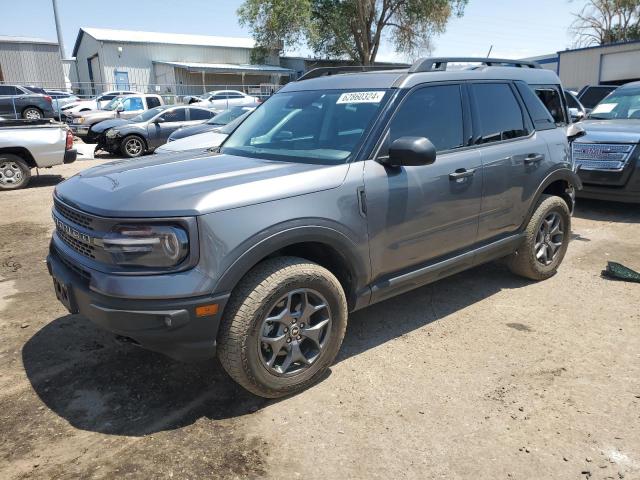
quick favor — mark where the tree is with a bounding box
[570,0,640,46]
[238,0,468,65]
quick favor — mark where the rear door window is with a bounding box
[146,97,161,108]
[470,83,530,144]
[0,86,20,95]
[387,84,465,152]
[533,86,567,125]
[189,108,214,120]
[163,108,187,122]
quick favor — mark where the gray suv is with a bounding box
[47,58,582,398]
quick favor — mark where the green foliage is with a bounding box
[571,0,640,46]
[238,0,468,65]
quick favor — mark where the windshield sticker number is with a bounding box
[337,91,386,104]
[591,103,617,114]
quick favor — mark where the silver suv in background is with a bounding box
[47,58,582,398]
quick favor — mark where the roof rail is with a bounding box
[409,57,541,73]
[297,65,405,81]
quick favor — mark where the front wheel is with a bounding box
[120,135,146,158]
[217,257,348,398]
[507,194,571,280]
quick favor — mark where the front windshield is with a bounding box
[130,106,166,123]
[221,89,390,164]
[207,107,249,126]
[589,88,640,120]
[103,97,124,111]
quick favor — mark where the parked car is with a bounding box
[572,81,640,203]
[168,105,257,142]
[0,118,75,189]
[47,57,582,398]
[564,90,586,122]
[577,85,618,112]
[190,90,260,110]
[156,111,251,154]
[44,90,81,116]
[68,94,164,140]
[93,105,217,157]
[0,85,55,119]
[60,90,138,116]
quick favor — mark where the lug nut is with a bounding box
[297,335,301,340]
[286,338,292,343]
[284,327,288,333]
[300,323,305,328]
[292,318,297,324]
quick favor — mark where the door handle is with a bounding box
[524,153,544,165]
[449,168,476,181]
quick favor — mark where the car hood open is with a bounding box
[579,119,640,144]
[54,153,349,217]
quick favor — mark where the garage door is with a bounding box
[601,49,640,83]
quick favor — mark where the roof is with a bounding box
[558,39,640,55]
[73,27,254,56]
[0,35,58,46]
[280,65,562,93]
[154,61,293,75]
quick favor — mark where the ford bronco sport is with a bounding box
[47,58,582,398]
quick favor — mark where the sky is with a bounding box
[0,0,586,61]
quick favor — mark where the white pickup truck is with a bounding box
[0,119,76,190]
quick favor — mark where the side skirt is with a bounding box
[364,233,525,307]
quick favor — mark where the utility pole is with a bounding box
[52,0,66,58]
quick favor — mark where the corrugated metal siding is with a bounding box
[74,34,101,95]
[0,42,65,87]
[559,42,640,90]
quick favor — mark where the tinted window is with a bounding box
[579,87,617,109]
[0,86,19,95]
[471,83,528,144]
[146,97,161,108]
[389,84,464,152]
[565,92,580,109]
[212,94,227,100]
[515,82,555,131]
[228,93,244,98]
[162,108,186,122]
[534,87,566,124]
[100,94,116,101]
[189,108,214,120]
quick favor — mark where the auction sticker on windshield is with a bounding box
[337,91,386,104]
[592,103,617,114]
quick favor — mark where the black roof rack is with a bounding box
[409,57,541,73]
[297,65,405,81]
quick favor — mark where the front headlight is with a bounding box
[102,224,189,268]
[74,117,85,124]
[106,129,118,138]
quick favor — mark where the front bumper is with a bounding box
[69,124,90,138]
[64,149,77,164]
[47,246,229,362]
[577,185,640,203]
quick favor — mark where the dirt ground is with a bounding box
[0,157,638,480]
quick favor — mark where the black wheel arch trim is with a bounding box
[213,224,370,310]
[522,168,581,228]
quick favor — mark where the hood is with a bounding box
[170,123,219,141]
[54,153,349,217]
[578,119,640,144]
[64,99,101,112]
[74,109,116,122]
[91,118,132,133]
[157,131,228,153]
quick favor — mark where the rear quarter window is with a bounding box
[515,82,556,131]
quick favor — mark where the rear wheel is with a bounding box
[120,135,146,158]
[22,107,43,120]
[507,194,571,280]
[0,154,31,190]
[217,257,348,398]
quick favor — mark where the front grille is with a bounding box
[572,143,634,171]
[57,228,96,259]
[57,249,91,282]
[54,198,95,230]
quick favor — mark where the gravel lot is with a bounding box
[0,156,638,479]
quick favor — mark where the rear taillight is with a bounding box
[65,129,73,150]
[44,95,52,103]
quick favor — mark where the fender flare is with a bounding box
[213,223,370,304]
[523,167,582,227]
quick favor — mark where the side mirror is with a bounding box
[569,108,585,123]
[154,116,165,123]
[567,123,586,143]
[115,105,124,113]
[386,136,437,167]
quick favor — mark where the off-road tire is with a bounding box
[217,256,348,398]
[507,194,571,280]
[0,154,31,190]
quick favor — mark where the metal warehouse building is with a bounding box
[0,35,65,87]
[71,27,293,97]
[558,40,640,90]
